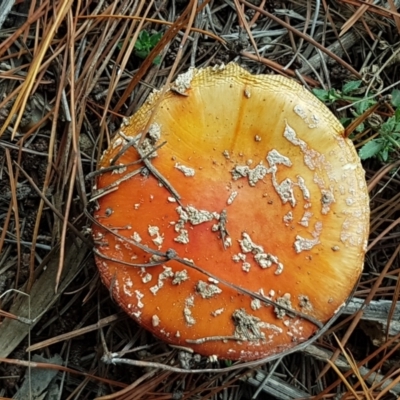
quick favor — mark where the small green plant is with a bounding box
[359,106,400,162]
[313,80,366,104]
[313,81,376,133]
[118,30,163,65]
[312,83,400,162]
[134,30,163,65]
[224,359,233,367]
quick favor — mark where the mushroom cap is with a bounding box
[92,63,369,361]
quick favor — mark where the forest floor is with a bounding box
[0,0,400,399]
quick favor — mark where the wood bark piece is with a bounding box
[245,372,311,399]
[299,32,360,75]
[343,297,400,338]
[14,354,63,400]
[0,238,87,358]
[344,297,400,321]
[0,0,15,30]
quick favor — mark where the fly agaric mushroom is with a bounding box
[91,63,369,361]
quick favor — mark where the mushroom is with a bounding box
[91,63,369,361]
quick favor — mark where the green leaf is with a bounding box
[380,116,396,135]
[359,139,384,160]
[393,130,400,139]
[134,50,162,65]
[135,41,145,51]
[153,54,161,65]
[355,99,373,115]
[395,107,400,123]
[380,147,389,162]
[342,80,362,95]
[139,30,149,43]
[134,31,163,63]
[340,117,352,127]
[356,122,365,133]
[149,32,162,47]
[312,88,330,102]
[391,89,400,108]
[313,88,338,102]
[135,49,149,59]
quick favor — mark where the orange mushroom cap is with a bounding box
[92,63,369,361]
